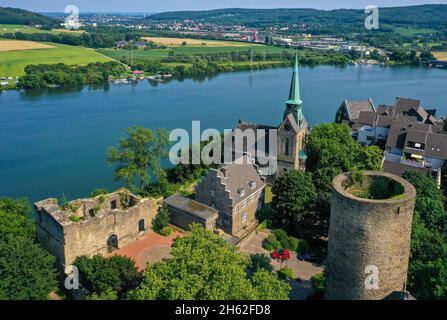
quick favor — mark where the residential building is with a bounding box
[336,97,447,181]
[194,154,266,239]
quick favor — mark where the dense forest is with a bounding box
[146,5,447,34]
[1,31,140,48]
[18,62,126,89]
[0,7,59,28]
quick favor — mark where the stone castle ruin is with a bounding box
[325,171,416,300]
[34,188,158,269]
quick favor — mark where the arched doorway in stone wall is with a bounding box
[107,234,118,252]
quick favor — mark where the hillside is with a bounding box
[145,5,447,33]
[0,7,60,27]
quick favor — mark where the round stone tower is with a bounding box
[325,171,416,300]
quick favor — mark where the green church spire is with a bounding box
[286,53,303,106]
[284,53,304,126]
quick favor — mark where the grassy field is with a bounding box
[395,27,436,37]
[0,40,55,52]
[0,42,113,76]
[98,44,292,62]
[0,24,84,36]
[433,51,447,61]
[143,36,259,47]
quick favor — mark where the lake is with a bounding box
[1,65,447,203]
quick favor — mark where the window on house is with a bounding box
[241,201,247,209]
[210,190,215,197]
[283,139,289,156]
[242,212,247,223]
[110,200,117,209]
[138,219,145,232]
[211,201,216,208]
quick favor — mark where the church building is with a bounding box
[236,54,309,181]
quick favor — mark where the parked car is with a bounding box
[299,253,323,264]
[272,248,291,260]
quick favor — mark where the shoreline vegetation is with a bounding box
[2,46,442,91]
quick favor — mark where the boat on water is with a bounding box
[147,75,164,82]
[113,79,130,85]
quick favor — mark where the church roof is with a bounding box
[286,53,303,107]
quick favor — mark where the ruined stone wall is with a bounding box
[36,196,158,269]
[325,171,416,300]
[62,198,158,267]
[35,208,65,267]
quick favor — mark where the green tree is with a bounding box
[74,254,141,299]
[152,204,170,234]
[305,123,383,238]
[128,224,291,300]
[107,126,170,193]
[249,254,273,273]
[0,197,34,241]
[271,171,317,233]
[250,269,290,300]
[403,171,447,299]
[0,198,58,300]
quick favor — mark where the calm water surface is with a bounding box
[1,65,447,202]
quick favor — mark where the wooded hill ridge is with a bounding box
[145,5,447,32]
[0,7,60,27]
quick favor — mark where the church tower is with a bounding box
[284,53,305,127]
[276,53,308,178]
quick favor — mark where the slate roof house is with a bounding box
[335,99,375,127]
[194,154,265,239]
[166,155,266,241]
[336,97,447,183]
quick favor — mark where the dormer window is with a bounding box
[237,188,245,197]
[248,180,256,190]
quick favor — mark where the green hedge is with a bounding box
[160,226,173,237]
[278,268,294,280]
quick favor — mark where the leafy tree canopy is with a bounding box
[271,170,317,227]
[0,198,57,300]
[128,224,291,300]
[403,171,447,300]
[74,254,141,300]
[107,126,170,193]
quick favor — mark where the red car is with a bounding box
[272,248,291,260]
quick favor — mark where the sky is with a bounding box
[0,0,446,13]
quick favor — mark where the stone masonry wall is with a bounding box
[62,198,158,267]
[325,171,416,300]
[36,195,158,269]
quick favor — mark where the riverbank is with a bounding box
[2,65,447,202]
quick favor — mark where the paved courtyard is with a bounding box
[110,229,184,270]
[239,229,324,300]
